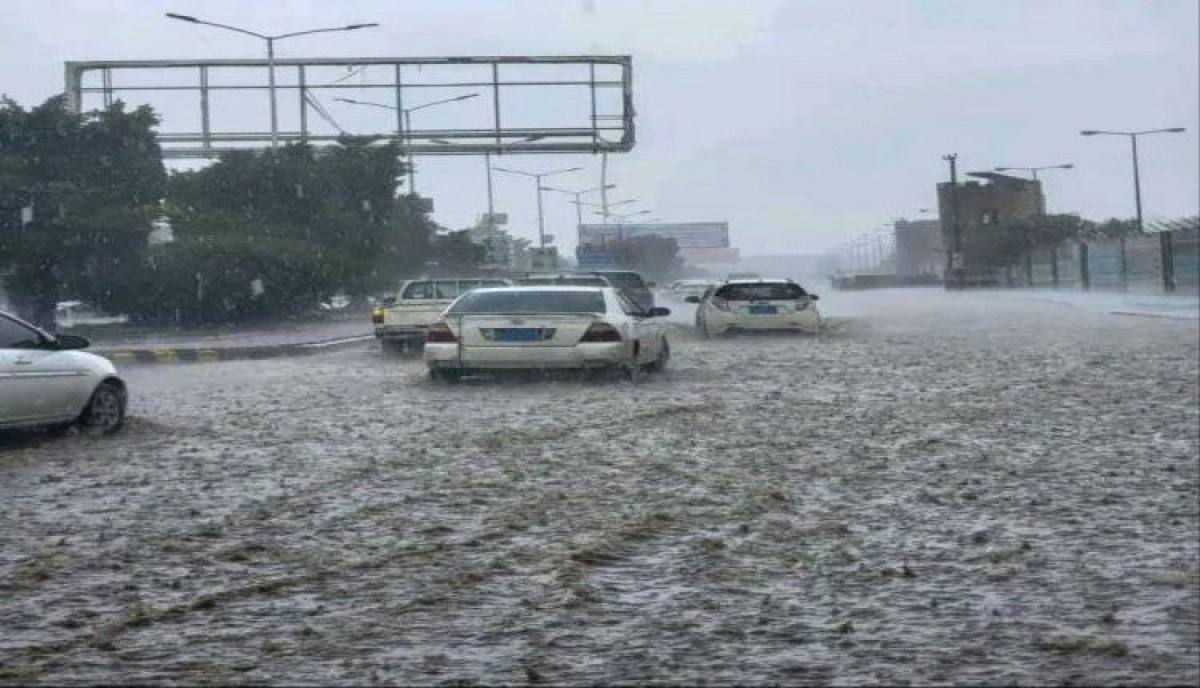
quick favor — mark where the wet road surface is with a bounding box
[2,289,1197,685]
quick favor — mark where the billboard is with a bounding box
[578,222,729,249]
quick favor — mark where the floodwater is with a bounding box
[2,289,1197,685]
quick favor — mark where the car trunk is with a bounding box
[445,314,601,347]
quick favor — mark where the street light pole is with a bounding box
[942,153,961,289]
[492,166,584,248]
[543,185,616,238]
[1081,127,1186,291]
[335,94,479,195]
[166,13,379,149]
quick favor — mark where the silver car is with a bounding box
[0,310,128,434]
[424,286,671,382]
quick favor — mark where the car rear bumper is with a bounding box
[708,309,822,333]
[425,341,627,370]
[376,325,428,340]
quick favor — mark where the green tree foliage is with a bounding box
[608,235,683,279]
[429,230,486,273]
[980,214,1096,269]
[0,96,166,328]
[159,138,439,323]
[1091,217,1142,238]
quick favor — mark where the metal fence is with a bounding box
[1013,228,1199,294]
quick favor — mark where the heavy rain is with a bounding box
[2,1,1198,685]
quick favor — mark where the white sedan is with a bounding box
[0,310,128,434]
[424,286,671,381]
[687,279,822,337]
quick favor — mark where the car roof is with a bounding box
[471,285,610,292]
[402,277,509,282]
[723,278,797,285]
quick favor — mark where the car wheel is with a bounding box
[646,338,670,372]
[429,368,461,383]
[80,381,126,435]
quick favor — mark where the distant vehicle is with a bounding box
[320,294,351,310]
[373,278,511,354]
[669,279,719,301]
[425,286,672,382]
[687,279,821,337]
[520,271,655,310]
[517,273,613,288]
[1,310,127,434]
[585,270,656,311]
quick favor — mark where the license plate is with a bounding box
[748,305,777,314]
[494,328,548,342]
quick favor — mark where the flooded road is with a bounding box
[2,289,1197,685]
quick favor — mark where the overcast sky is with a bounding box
[2,0,1197,256]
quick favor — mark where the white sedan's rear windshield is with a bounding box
[448,290,606,314]
[716,283,808,300]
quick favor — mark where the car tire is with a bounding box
[646,338,670,372]
[429,368,461,384]
[79,381,126,435]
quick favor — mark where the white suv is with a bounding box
[688,279,821,337]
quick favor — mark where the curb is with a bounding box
[1107,310,1199,321]
[93,334,376,366]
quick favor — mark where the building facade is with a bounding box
[937,172,1042,276]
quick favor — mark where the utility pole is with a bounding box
[1081,127,1185,292]
[943,153,962,290]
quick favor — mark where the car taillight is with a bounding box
[711,297,732,311]
[427,322,457,343]
[371,307,384,324]
[579,322,622,342]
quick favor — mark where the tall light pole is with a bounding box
[482,136,545,226]
[994,164,1074,181]
[1081,127,1186,292]
[942,153,962,289]
[543,184,616,233]
[336,94,479,194]
[166,13,379,149]
[595,209,652,242]
[492,165,583,248]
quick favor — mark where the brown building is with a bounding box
[937,172,1042,275]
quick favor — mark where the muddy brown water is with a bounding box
[2,291,1197,685]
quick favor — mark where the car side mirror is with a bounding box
[684,296,701,304]
[53,334,91,350]
[646,307,671,317]
[810,294,820,301]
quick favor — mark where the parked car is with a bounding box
[687,279,821,337]
[425,286,671,382]
[372,277,511,354]
[0,310,127,434]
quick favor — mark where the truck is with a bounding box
[372,277,511,354]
